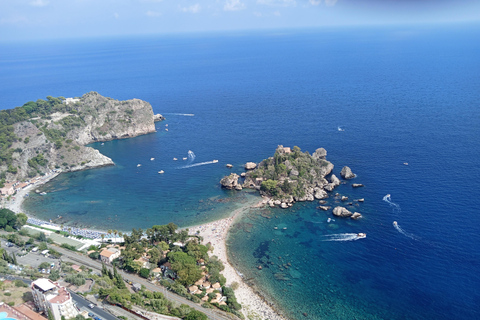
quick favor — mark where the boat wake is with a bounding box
[321,233,364,242]
[164,113,194,116]
[393,221,419,241]
[383,194,401,213]
[179,160,218,169]
[187,150,196,163]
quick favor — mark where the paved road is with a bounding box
[54,246,239,320]
[70,290,117,320]
[0,273,117,320]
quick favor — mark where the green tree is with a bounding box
[139,268,150,279]
[15,213,28,229]
[184,310,208,320]
[260,179,278,196]
[148,247,161,265]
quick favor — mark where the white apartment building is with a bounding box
[31,278,78,320]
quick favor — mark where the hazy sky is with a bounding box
[1,0,480,41]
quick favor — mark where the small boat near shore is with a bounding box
[393,221,398,226]
[40,192,47,196]
[158,170,164,174]
[357,233,366,238]
[150,158,155,161]
[173,158,177,161]
[183,157,187,160]
[212,160,219,163]
[137,164,141,167]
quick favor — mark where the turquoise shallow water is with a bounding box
[2,25,480,319]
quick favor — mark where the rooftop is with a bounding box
[32,278,56,292]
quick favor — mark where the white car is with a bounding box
[88,303,95,308]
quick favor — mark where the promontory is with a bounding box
[0,92,163,181]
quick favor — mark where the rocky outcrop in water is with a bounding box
[220,173,240,190]
[333,206,353,217]
[245,162,257,170]
[340,166,356,179]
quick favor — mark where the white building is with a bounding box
[100,247,120,264]
[31,278,78,320]
[64,98,80,105]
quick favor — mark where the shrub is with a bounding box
[14,279,28,287]
[139,268,150,279]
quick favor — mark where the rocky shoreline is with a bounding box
[1,92,164,181]
[221,145,365,220]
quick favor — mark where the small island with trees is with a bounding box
[220,145,364,218]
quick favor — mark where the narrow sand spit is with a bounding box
[188,197,286,320]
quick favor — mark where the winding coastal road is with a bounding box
[53,246,239,320]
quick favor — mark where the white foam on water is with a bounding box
[178,161,217,169]
[164,113,194,116]
[393,222,420,241]
[383,194,401,213]
[321,233,364,242]
[187,150,196,163]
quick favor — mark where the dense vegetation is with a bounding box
[0,96,76,168]
[89,223,242,318]
[245,145,332,199]
[0,209,27,231]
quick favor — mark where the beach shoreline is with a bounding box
[187,196,287,320]
[3,170,61,214]
[4,171,286,319]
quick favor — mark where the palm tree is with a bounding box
[107,229,112,236]
[113,229,118,238]
[100,234,105,243]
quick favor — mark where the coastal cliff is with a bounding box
[0,92,162,181]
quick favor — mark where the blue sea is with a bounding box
[1,24,480,319]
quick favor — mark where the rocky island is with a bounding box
[0,92,163,181]
[221,145,363,218]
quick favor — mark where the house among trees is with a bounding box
[100,247,120,264]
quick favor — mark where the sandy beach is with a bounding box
[188,197,287,320]
[3,170,61,214]
[5,171,285,319]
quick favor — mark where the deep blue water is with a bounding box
[1,25,480,319]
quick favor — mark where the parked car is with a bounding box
[88,303,95,308]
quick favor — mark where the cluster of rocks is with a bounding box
[333,206,362,220]
[220,146,366,219]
